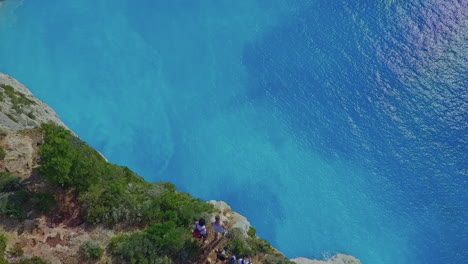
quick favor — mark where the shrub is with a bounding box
[226,228,253,257]
[27,112,36,120]
[247,226,256,238]
[0,147,5,160]
[263,254,295,264]
[248,237,274,255]
[0,172,23,192]
[38,124,214,227]
[0,84,35,115]
[81,241,103,260]
[38,124,77,187]
[110,221,200,263]
[33,193,56,214]
[0,190,30,219]
[8,244,24,257]
[225,227,291,263]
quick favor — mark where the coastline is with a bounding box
[0,73,360,263]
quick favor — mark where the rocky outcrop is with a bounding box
[0,73,69,132]
[2,133,35,178]
[210,200,359,263]
[208,200,252,238]
[292,254,361,264]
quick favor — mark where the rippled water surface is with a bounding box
[0,1,467,263]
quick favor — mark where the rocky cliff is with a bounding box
[291,255,360,264]
[0,73,360,264]
[0,73,68,132]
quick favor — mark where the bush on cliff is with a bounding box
[38,124,213,263]
[37,124,292,263]
[0,172,23,193]
[109,220,199,263]
[33,193,56,214]
[39,123,103,191]
[39,123,213,228]
[81,241,103,260]
[226,228,293,264]
[0,190,30,220]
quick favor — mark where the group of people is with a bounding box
[193,215,227,242]
[193,215,253,264]
[216,250,253,264]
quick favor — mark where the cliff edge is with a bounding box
[0,73,68,132]
[0,73,360,264]
[292,255,360,264]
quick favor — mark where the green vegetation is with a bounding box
[226,228,293,264]
[5,113,18,123]
[37,124,214,263]
[1,173,28,220]
[0,123,291,263]
[0,147,5,160]
[39,123,213,227]
[27,112,36,120]
[0,84,35,115]
[109,221,199,263]
[248,226,256,238]
[0,190,29,220]
[0,173,21,192]
[81,241,103,260]
[33,193,56,214]
[0,173,55,219]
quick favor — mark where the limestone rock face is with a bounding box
[208,200,252,238]
[0,73,69,131]
[291,254,361,264]
[3,133,35,178]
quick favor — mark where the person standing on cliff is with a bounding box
[212,215,227,240]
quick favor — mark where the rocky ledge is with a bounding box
[0,73,68,132]
[292,255,360,264]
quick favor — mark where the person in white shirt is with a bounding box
[212,214,227,239]
[237,256,252,264]
[194,218,208,243]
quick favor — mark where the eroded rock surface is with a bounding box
[0,73,69,131]
[3,133,34,178]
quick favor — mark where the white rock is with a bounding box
[0,73,70,132]
[208,200,252,238]
[4,133,34,177]
[291,254,361,264]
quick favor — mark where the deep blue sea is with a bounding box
[0,0,467,263]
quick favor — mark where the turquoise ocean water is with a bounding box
[0,1,466,263]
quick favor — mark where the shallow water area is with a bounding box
[0,1,466,263]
